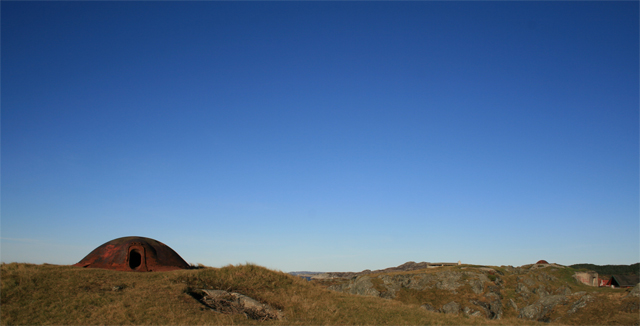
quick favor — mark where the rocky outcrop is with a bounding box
[515,283,531,297]
[518,295,568,322]
[627,283,640,298]
[469,278,484,294]
[434,271,463,292]
[533,285,549,297]
[327,275,380,297]
[470,292,503,320]
[567,294,593,314]
[555,286,572,295]
[379,273,436,298]
[320,262,638,323]
[517,276,536,287]
[197,289,283,320]
[329,270,491,299]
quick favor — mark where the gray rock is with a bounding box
[517,276,536,287]
[518,302,542,320]
[435,271,463,292]
[327,282,350,292]
[489,301,503,319]
[485,292,500,301]
[518,295,568,321]
[627,283,640,298]
[378,275,404,298]
[463,306,483,317]
[440,301,460,315]
[378,273,435,298]
[567,295,593,314]
[471,298,503,320]
[328,275,381,297]
[199,289,283,320]
[469,310,483,317]
[421,303,437,312]
[509,298,518,311]
[350,276,380,297]
[537,272,557,282]
[533,285,549,298]
[515,283,530,295]
[487,284,501,295]
[405,273,436,290]
[469,278,484,294]
[555,286,571,295]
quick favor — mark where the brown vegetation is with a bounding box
[1,262,638,325]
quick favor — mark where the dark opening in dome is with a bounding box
[129,250,142,269]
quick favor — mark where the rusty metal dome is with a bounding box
[536,260,549,265]
[74,236,190,272]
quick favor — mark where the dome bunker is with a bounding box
[74,236,190,272]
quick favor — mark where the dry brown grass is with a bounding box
[3,262,636,325]
[1,262,545,325]
[549,292,640,325]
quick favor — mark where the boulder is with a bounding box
[469,278,484,294]
[440,301,460,315]
[198,289,283,320]
[515,283,530,296]
[350,276,380,297]
[518,295,568,321]
[463,306,483,317]
[471,297,503,320]
[420,303,437,312]
[533,285,549,298]
[567,294,593,314]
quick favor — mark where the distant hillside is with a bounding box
[288,271,324,276]
[569,263,639,275]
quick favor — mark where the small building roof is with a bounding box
[610,275,640,288]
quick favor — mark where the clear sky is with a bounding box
[2,1,638,272]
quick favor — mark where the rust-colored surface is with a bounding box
[536,260,549,264]
[74,236,190,272]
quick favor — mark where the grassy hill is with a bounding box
[1,262,638,325]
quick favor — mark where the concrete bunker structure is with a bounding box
[574,271,599,287]
[74,236,190,272]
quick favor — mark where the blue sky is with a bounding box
[2,1,638,272]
